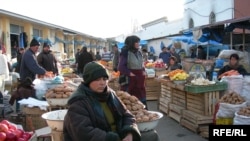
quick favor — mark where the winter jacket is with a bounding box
[37,51,58,74]
[77,51,94,74]
[20,49,46,82]
[63,83,141,141]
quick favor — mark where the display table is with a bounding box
[159,79,228,138]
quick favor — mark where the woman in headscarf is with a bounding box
[118,35,147,109]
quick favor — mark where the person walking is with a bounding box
[95,51,102,61]
[37,42,58,75]
[77,46,94,76]
[118,35,148,109]
[101,47,112,62]
[63,61,141,141]
[112,44,120,72]
[75,48,81,64]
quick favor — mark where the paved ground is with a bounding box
[147,100,208,141]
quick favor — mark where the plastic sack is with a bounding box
[33,79,48,100]
[233,112,250,125]
[241,76,250,106]
[216,101,247,118]
[218,50,244,59]
[221,75,243,94]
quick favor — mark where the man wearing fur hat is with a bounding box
[63,61,141,141]
[19,38,51,82]
[37,42,58,75]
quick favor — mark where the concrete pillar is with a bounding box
[1,17,11,60]
[23,23,33,43]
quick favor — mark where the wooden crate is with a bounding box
[168,103,185,123]
[145,78,161,100]
[22,107,48,131]
[186,91,220,116]
[158,103,169,115]
[171,88,186,108]
[180,109,213,134]
[158,80,172,115]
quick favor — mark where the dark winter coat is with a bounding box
[20,49,46,82]
[77,51,94,74]
[37,51,58,74]
[63,83,141,141]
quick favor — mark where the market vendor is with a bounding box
[63,61,141,141]
[217,53,248,79]
[63,61,160,141]
[166,56,182,72]
[20,38,51,82]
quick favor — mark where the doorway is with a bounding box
[10,34,19,59]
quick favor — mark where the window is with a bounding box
[10,24,24,34]
[189,18,194,28]
[33,28,43,37]
[209,12,216,24]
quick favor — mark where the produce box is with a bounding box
[186,91,220,116]
[184,82,227,94]
[145,78,161,100]
[22,107,48,131]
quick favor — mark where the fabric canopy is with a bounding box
[117,40,148,49]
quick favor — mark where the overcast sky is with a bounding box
[0,0,184,38]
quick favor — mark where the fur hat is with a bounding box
[83,62,109,85]
[30,38,40,47]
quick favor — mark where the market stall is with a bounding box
[158,69,228,138]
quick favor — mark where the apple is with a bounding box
[22,132,32,140]
[0,123,9,132]
[0,131,6,141]
[5,130,16,140]
[0,120,10,126]
[17,129,24,137]
[17,138,26,141]
[13,129,22,138]
[8,123,17,131]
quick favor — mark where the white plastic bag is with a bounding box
[241,76,250,106]
[33,79,48,100]
[221,75,243,94]
[216,102,247,118]
[233,112,250,125]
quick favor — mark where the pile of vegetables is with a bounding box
[218,70,240,79]
[237,106,250,117]
[116,91,159,122]
[45,84,75,98]
[219,92,245,104]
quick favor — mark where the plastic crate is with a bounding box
[216,118,233,125]
[184,82,227,94]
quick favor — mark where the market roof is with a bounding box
[0,9,106,41]
[183,16,250,31]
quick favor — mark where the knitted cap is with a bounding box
[30,38,40,47]
[43,42,51,48]
[83,61,109,84]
